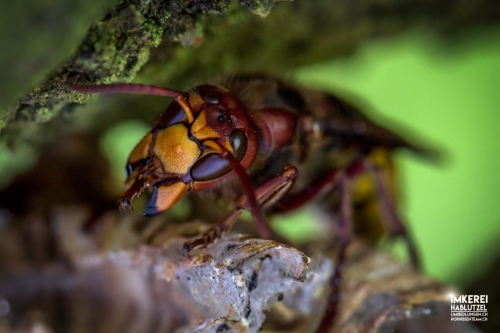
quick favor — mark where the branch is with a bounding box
[0,207,464,333]
[2,0,500,146]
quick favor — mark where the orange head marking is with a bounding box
[153,123,201,174]
[128,132,152,164]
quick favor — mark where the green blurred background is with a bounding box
[292,27,500,288]
[1,26,499,289]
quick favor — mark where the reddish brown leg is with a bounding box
[262,162,364,333]
[314,160,420,332]
[204,140,277,239]
[270,159,366,215]
[316,174,352,333]
[182,165,299,254]
[118,177,148,211]
[366,161,421,270]
[270,171,339,214]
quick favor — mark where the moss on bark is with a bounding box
[1,0,499,146]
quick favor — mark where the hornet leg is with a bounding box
[182,165,299,254]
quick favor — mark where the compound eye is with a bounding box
[229,129,247,161]
[190,130,248,181]
[198,85,221,104]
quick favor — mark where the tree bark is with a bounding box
[1,0,500,146]
[0,206,474,333]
